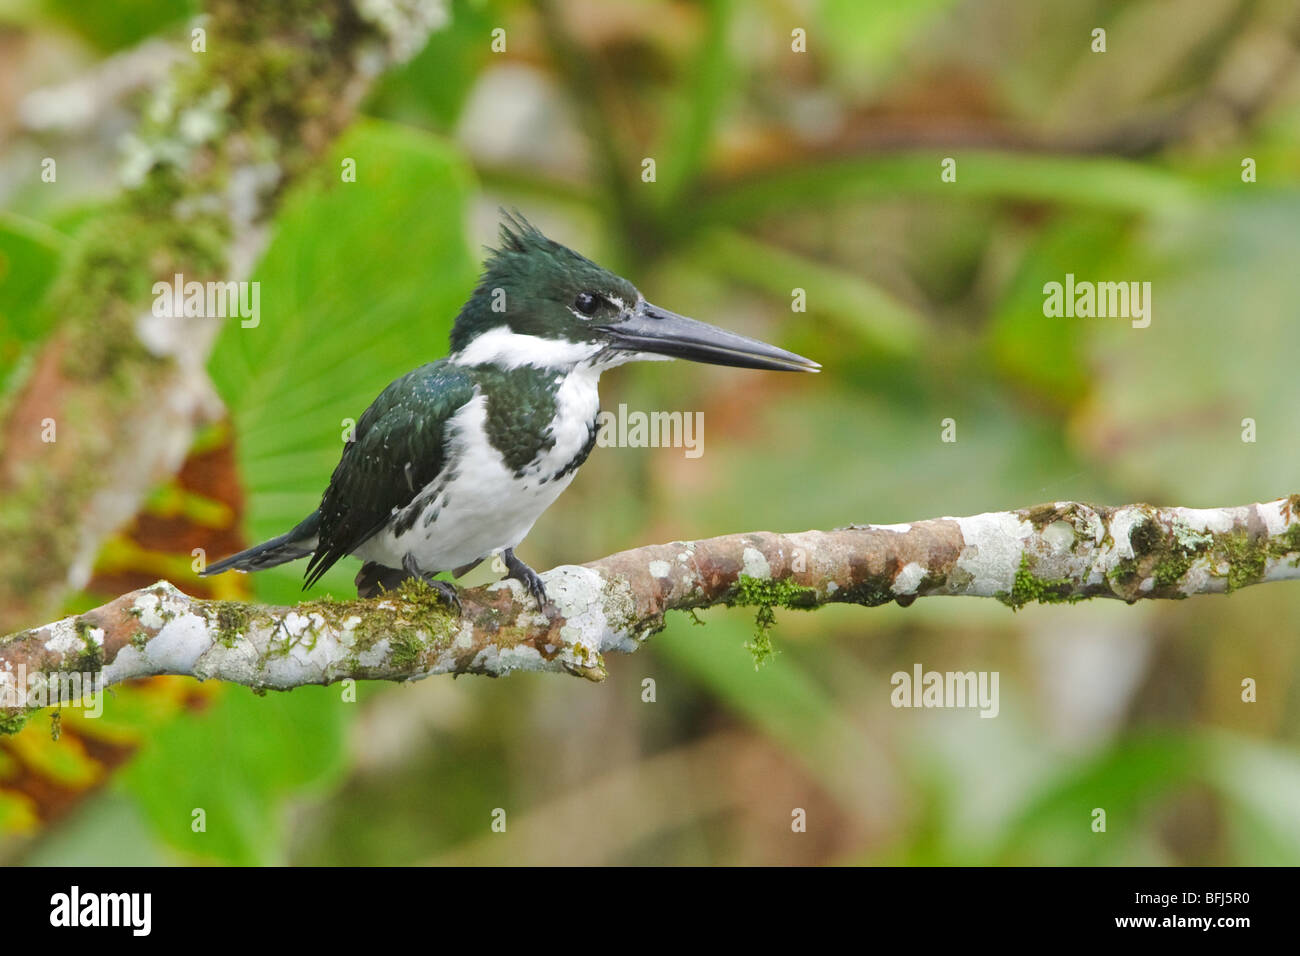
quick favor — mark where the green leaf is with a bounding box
[40,0,198,52]
[819,0,959,85]
[1080,194,1300,504]
[656,0,733,203]
[0,212,67,398]
[1205,731,1300,864]
[986,212,1131,407]
[688,227,927,357]
[119,686,348,864]
[991,733,1206,864]
[693,151,1200,228]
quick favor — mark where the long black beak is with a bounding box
[598,302,820,372]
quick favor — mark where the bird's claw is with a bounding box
[502,548,549,612]
[424,578,462,615]
[401,554,462,615]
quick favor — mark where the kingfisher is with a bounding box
[202,213,819,610]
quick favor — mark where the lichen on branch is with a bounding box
[3,494,1299,733]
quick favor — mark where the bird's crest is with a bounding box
[495,209,551,255]
[450,210,635,353]
[482,208,602,280]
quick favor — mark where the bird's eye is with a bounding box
[573,291,600,316]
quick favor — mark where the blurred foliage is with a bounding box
[39,0,198,52]
[119,685,348,864]
[2,0,1300,865]
[0,213,65,396]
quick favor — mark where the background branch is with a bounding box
[3,494,1298,731]
[0,0,446,633]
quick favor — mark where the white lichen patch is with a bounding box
[892,562,926,596]
[547,566,637,656]
[102,645,148,684]
[1170,506,1237,535]
[872,523,912,533]
[1181,557,1221,594]
[1264,554,1300,582]
[347,634,388,668]
[742,547,771,580]
[260,613,347,685]
[1257,500,1293,538]
[450,621,477,652]
[648,560,672,579]
[260,650,332,687]
[40,620,85,657]
[1108,509,1149,561]
[355,0,450,62]
[132,592,168,630]
[955,512,1033,594]
[1042,520,1075,553]
[142,611,212,674]
[281,611,325,640]
[194,638,264,686]
[1171,516,1214,551]
[471,641,545,677]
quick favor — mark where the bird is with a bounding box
[201,212,820,611]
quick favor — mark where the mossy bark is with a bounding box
[5,496,1297,732]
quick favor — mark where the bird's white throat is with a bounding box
[450,328,602,370]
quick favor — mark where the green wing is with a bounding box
[303,361,477,587]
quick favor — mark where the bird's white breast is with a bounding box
[355,365,602,574]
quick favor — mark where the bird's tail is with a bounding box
[200,512,321,576]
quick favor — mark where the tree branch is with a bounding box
[3,494,1299,728]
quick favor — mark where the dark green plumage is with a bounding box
[303,361,591,587]
[303,361,475,588]
[476,364,563,475]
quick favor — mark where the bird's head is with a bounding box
[449,212,820,373]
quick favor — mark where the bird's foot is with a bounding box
[400,554,462,615]
[356,561,410,599]
[502,548,548,611]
